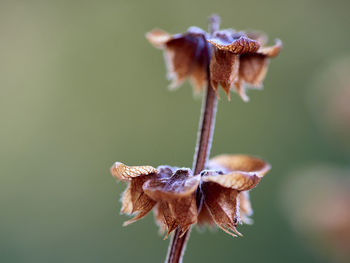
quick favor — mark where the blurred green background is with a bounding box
[1,0,350,262]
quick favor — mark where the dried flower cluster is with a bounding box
[110,15,280,263]
[111,154,270,237]
[147,26,281,101]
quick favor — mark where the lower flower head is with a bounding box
[111,154,270,238]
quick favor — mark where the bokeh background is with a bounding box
[1,0,350,262]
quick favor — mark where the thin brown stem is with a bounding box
[192,82,218,175]
[165,15,220,263]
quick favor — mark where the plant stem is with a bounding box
[192,82,218,175]
[165,15,220,263]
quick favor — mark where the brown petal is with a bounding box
[147,28,209,92]
[208,33,260,54]
[145,29,172,48]
[197,205,215,226]
[257,39,282,57]
[153,203,167,234]
[154,200,193,238]
[238,191,253,224]
[235,54,269,102]
[158,201,178,238]
[210,48,239,99]
[246,32,268,46]
[206,154,270,190]
[209,154,270,175]
[232,39,282,101]
[110,162,158,181]
[143,169,200,236]
[201,182,241,237]
[143,169,200,200]
[190,54,209,94]
[240,54,268,85]
[121,176,157,226]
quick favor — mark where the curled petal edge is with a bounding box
[208,36,260,54]
[206,154,271,190]
[257,39,282,57]
[111,162,158,181]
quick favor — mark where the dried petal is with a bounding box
[210,48,239,98]
[147,27,209,93]
[238,191,253,224]
[209,154,270,177]
[234,39,282,101]
[197,155,270,236]
[197,205,215,226]
[257,39,282,57]
[111,162,158,181]
[143,169,200,236]
[145,29,172,48]
[153,203,167,234]
[158,201,178,238]
[121,176,157,226]
[143,168,200,200]
[235,54,268,101]
[208,29,281,101]
[208,32,260,54]
[203,154,269,191]
[246,32,268,46]
[201,181,241,237]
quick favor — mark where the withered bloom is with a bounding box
[111,154,270,238]
[147,25,281,101]
[111,15,280,263]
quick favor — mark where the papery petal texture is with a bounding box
[206,154,270,190]
[110,162,158,181]
[201,180,241,237]
[234,39,282,101]
[208,29,282,101]
[147,27,210,93]
[143,169,200,237]
[121,176,157,226]
[238,191,253,224]
[210,49,239,98]
[208,30,260,54]
[110,162,158,226]
[197,154,270,235]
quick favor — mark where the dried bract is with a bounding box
[111,162,158,226]
[198,154,270,236]
[146,27,210,93]
[111,154,270,238]
[143,169,200,237]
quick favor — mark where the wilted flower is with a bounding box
[111,154,270,238]
[147,25,281,101]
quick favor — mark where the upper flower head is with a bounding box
[111,154,270,238]
[146,20,281,101]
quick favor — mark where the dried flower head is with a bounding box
[111,154,270,238]
[147,23,281,101]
